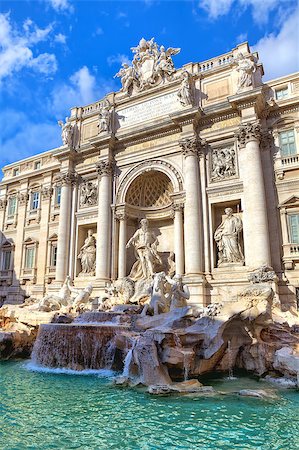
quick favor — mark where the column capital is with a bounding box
[55,171,78,186]
[179,136,205,157]
[18,191,28,206]
[96,159,114,177]
[235,122,261,148]
[115,210,127,221]
[0,197,7,210]
[171,202,184,219]
[41,186,53,200]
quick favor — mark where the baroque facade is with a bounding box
[0,40,299,308]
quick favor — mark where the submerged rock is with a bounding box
[148,380,215,395]
[238,389,279,399]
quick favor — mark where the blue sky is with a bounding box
[1,0,298,170]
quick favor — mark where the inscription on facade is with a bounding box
[117,92,181,128]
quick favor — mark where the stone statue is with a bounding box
[142,271,169,316]
[126,218,162,280]
[98,99,113,133]
[115,38,180,94]
[68,282,93,312]
[80,181,98,207]
[235,53,256,90]
[38,276,72,311]
[165,274,190,310]
[58,117,73,147]
[114,63,137,95]
[177,71,193,106]
[211,147,236,180]
[214,208,244,266]
[78,229,96,275]
[167,252,176,277]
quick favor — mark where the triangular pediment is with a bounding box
[279,196,299,207]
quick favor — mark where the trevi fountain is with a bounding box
[0,39,299,449]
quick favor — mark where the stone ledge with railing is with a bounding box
[20,268,37,284]
[0,269,13,285]
[283,243,299,270]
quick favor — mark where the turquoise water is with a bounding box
[1,361,298,450]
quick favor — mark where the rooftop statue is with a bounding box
[115,38,180,95]
[58,116,73,147]
[235,52,256,91]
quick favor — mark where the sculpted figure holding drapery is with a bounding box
[214,208,244,266]
[126,218,162,280]
[78,229,96,275]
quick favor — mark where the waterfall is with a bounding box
[32,323,129,371]
[226,340,237,380]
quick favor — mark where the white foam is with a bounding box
[263,375,297,388]
[24,361,117,378]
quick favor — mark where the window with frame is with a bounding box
[13,168,19,176]
[7,196,17,217]
[34,161,41,170]
[25,247,35,269]
[289,214,299,244]
[276,87,288,100]
[55,186,61,206]
[2,250,11,270]
[279,130,297,156]
[50,244,57,267]
[31,191,40,210]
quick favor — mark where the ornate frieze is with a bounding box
[235,122,261,148]
[79,181,98,207]
[96,160,114,177]
[179,136,204,157]
[211,146,236,181]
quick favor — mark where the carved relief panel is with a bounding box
[210,145,238,182]
[79,180,98,208]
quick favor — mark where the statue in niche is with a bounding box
[58,117,73,147]
[235,53,256,90]
[114,63,137,95]
[126,218,162,280]
[98,99,113,133]
[214,208,244,266]
[165,274,190,310]
[80,181,98,207]
[177,71,193,107]
[78,229,96,275]
[211,147,236,180]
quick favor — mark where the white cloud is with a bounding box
[0,110,60,168]
[54,33,67,44]
[48,0,74,13]
[253,7,299,79]
[236,32,248,43]
[93,27,104,37]
[0,13,57,82]
[199,0,293,25]
[50,65,115,118]
[107,53,130,66]
[51,66,97,118]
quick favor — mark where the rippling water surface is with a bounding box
[0,360,298,450]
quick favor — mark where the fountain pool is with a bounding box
[1,361,298,450]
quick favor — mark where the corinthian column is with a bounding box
[236,122,271,267]
[172,203,184,275]
[96,159,113,281]
[55,171,77,283]
[179,136,203,275]
[116,211,127,279]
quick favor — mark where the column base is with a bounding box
[183,274,207,309]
